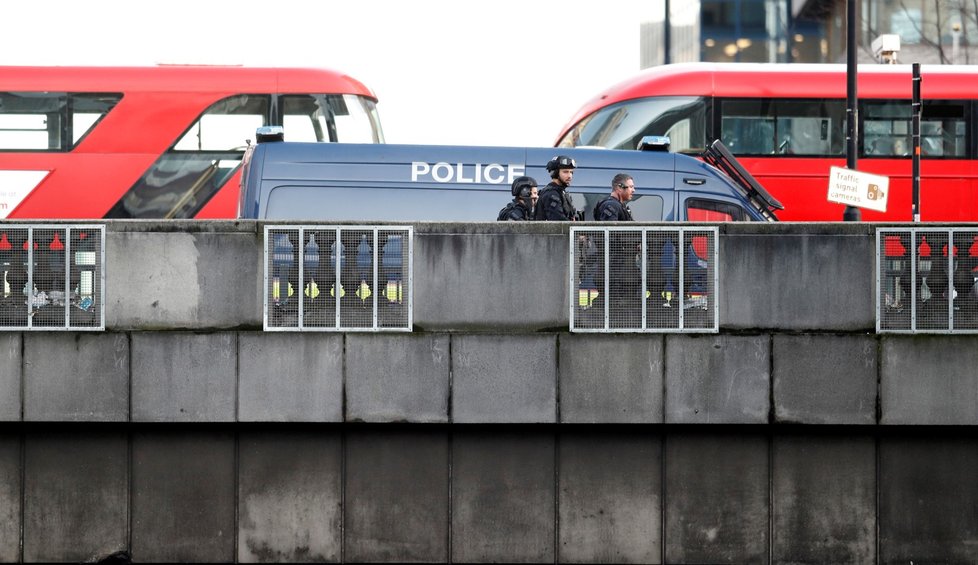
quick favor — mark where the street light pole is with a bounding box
[844,0,861,221]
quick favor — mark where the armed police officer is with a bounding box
[497,176,538,221]
[593,173,635,222]
[595,173,640,312]
[535,155,579,221]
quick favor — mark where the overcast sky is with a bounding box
[2,0,649,147]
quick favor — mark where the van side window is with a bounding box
[686,198,744,221]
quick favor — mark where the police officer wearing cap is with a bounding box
[535,155,578,221]
[497,176,538,221]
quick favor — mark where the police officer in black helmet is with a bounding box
[535,155,578,221]
[497,176,538,221]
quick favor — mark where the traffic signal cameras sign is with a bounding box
[828,166,890,213]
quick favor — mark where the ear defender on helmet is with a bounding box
[511,175,538,198]
[546,155,576,179]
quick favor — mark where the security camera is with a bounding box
[872,34,901,64]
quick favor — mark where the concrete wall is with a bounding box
[1,220,976,563]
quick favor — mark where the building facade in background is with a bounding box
[641,0,975,66]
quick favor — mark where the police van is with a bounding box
[237,128,782,222]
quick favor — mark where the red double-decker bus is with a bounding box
[0,64,384,220]
[555,62,978,221]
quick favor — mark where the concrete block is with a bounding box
[722,227,874,331]
[664,432,768,563]
[238,430,342,563]
[0,433,19,563]
[414,227,568,331]
[345,429,448,562]
[23,430,128,562]
[559,334,663,423]
[773,334,877,425]
[105,228,262,330]
[772,434,876,564]
[453,334,556,423]
[0,334,19,421]
[558,431,661,564]
[238,333,342,422]
[452,431,554,563]
[881,335,978,424]
[132,429,236,563]
[346,334,449,423]
[131,332,236,422]
[880,435,978,563]
[24,333,128,422]
[665,335,770,424]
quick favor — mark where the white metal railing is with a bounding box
[264,225,413,331]
[877,227,978,333]
[0,224,105,330]
[570,226,718,332]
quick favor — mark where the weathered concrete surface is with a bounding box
[344,429,448,562]
[0,433,19,563]
[773,334,877,425]
[880,435,978,563]
[772,434,876,564]
[453,334,557,423]
[346,333,450,423]
[131,332,236,422]
[558,431,661,564]
[238,430,342,563]
[23,431,128,562]
[452,431,555,563]
[0,334,19,421]
[881,335,978,424]
[559,334,664,423]
[414,226,568,331]
[238,332,343,422]
[665,432,769,564]
[665,334,770,424]
[721,225,875,331]
[131,430,236,563]
[24,333,129,422]
[106,226,262,330]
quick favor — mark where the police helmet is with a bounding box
[511,176,538,198]
[546,155,576,178]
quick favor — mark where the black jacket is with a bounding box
[593,196,634,221]
[535,181,576,221]
[497,199,532,221]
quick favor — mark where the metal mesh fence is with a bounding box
[264,226,412,331]
[0,225,104,331]
[878,227,978,333]
[570,226,718,332]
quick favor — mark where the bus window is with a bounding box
[281,94,384,144]
[686,198,745,221]
[557,96,707,152]
[0,92,119,151]
[861,100,967,158]
[719,99,845,156]
[174,95,267,151]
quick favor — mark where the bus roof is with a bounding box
[559,62,978,143]
[0,64,377,100]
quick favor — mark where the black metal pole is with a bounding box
[912,63,921,222]
[843,0,861,221]
[664,0,671,65]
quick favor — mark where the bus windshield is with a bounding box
[557,96,707,153]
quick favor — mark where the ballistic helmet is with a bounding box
[546,155,576,178]
[511,176,538,198]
